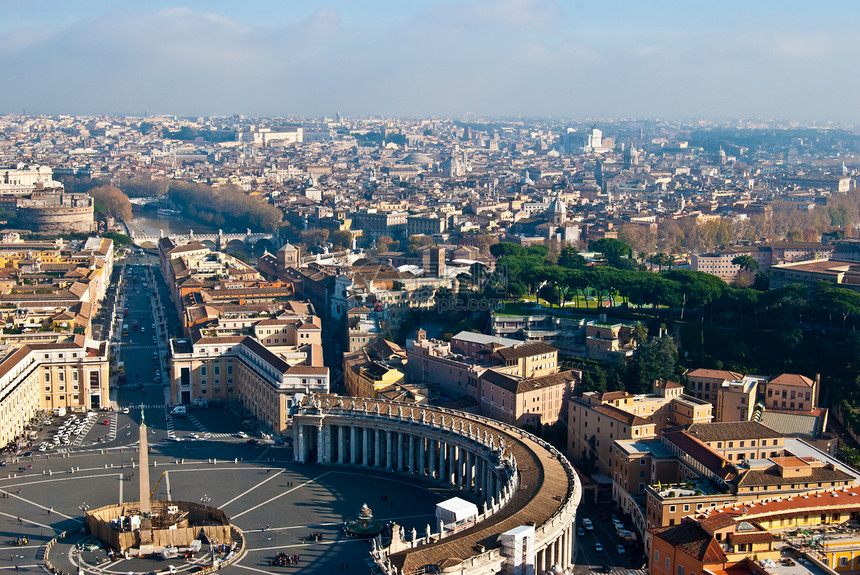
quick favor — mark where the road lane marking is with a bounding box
[232,472,330,519]
[219,470,284,509]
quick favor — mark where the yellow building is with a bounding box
[0,336,109,446]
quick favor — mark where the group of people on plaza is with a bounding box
[271,552,300,566]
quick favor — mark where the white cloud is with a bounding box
[0,2,857,121]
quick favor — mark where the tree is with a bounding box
[732,255,759,272]
[625,335,680,394]
[490,242,525,258]
[589,238,633,267]
[558,246,586,269]
[376,236,396,253]
[330,230,353,249]
[406,234,433,253]
[632,322,648,344]
[89,185,133,221]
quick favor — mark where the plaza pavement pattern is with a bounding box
[0,443,456,575]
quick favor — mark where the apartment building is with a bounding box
[490,310,637,361]
[686,368,820,423]
[642,426,858,533]
[0,336,109,447]
[479,369,579,427]
[568,383,713,476]
[343,339,408,400]
[765,373,818,412]
[169,332,329,432]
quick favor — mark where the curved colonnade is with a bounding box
[292,395,581,575]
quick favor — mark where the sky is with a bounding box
[1,0,859,121]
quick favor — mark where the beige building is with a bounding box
[479,369,580,427]
[765,373,818,412]
[568,382,713,475]
[715,376,763,422]
[0,336,109,447]
[170,332,329,433]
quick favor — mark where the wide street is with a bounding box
[0,249,647,575]
[0,251,449,575]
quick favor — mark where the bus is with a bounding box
[122,324,129,338]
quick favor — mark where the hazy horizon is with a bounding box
[2,1,858,122]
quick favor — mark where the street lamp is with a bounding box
[80,502,89,514]
[200,494,210,506]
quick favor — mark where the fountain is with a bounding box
[345,503,385,538]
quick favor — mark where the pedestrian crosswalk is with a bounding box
[130,403,165,410]
[161,413,234,439]
[116,343,159,350]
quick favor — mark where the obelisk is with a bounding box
[138,409,154,553]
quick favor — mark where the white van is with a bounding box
[171,406,187,417]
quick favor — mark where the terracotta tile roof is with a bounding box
[769,373,815,388]
[650,521,727,564]
[588,402,652,427]
[494,341,557,361]
[737,464,853,487]
[728,531,773,544]
[663,430,737,480]
[686,368,744,381]
[687,421,782,443]
[482,369,577,394]
[598,391,633,401]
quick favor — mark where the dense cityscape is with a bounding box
[0,112,859,575]
[2,2,860,575]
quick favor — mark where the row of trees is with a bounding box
[89,184,133,221]
[616,187,860,255]
[167,182,283,232]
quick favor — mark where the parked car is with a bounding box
[595,542,603,552]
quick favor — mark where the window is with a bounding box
[214,366,220,376]
[201,366,207,376]
[72,372,78,381]
[58,372,64,382]
[678,566,685,575]
[44,372,51,383]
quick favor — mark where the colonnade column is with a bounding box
[386,431,393,470]
[429,439,436,478]
[362,427,369,466]
[350,426,358,464]
[397,433,404,472]
[316,425,324,464]
[338,426,345,464]
[294,424,304,462]
[408,435,415,473]
[439,441,447,483]
[465,452,473,491]
[448,444,457,485]
[374,429,382,467]
[418,437,426,476]
[564,526,572,567]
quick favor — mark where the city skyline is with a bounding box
[2,0,859,122]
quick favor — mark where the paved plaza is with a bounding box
[0,440,451,574]
[0,260,454,574]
